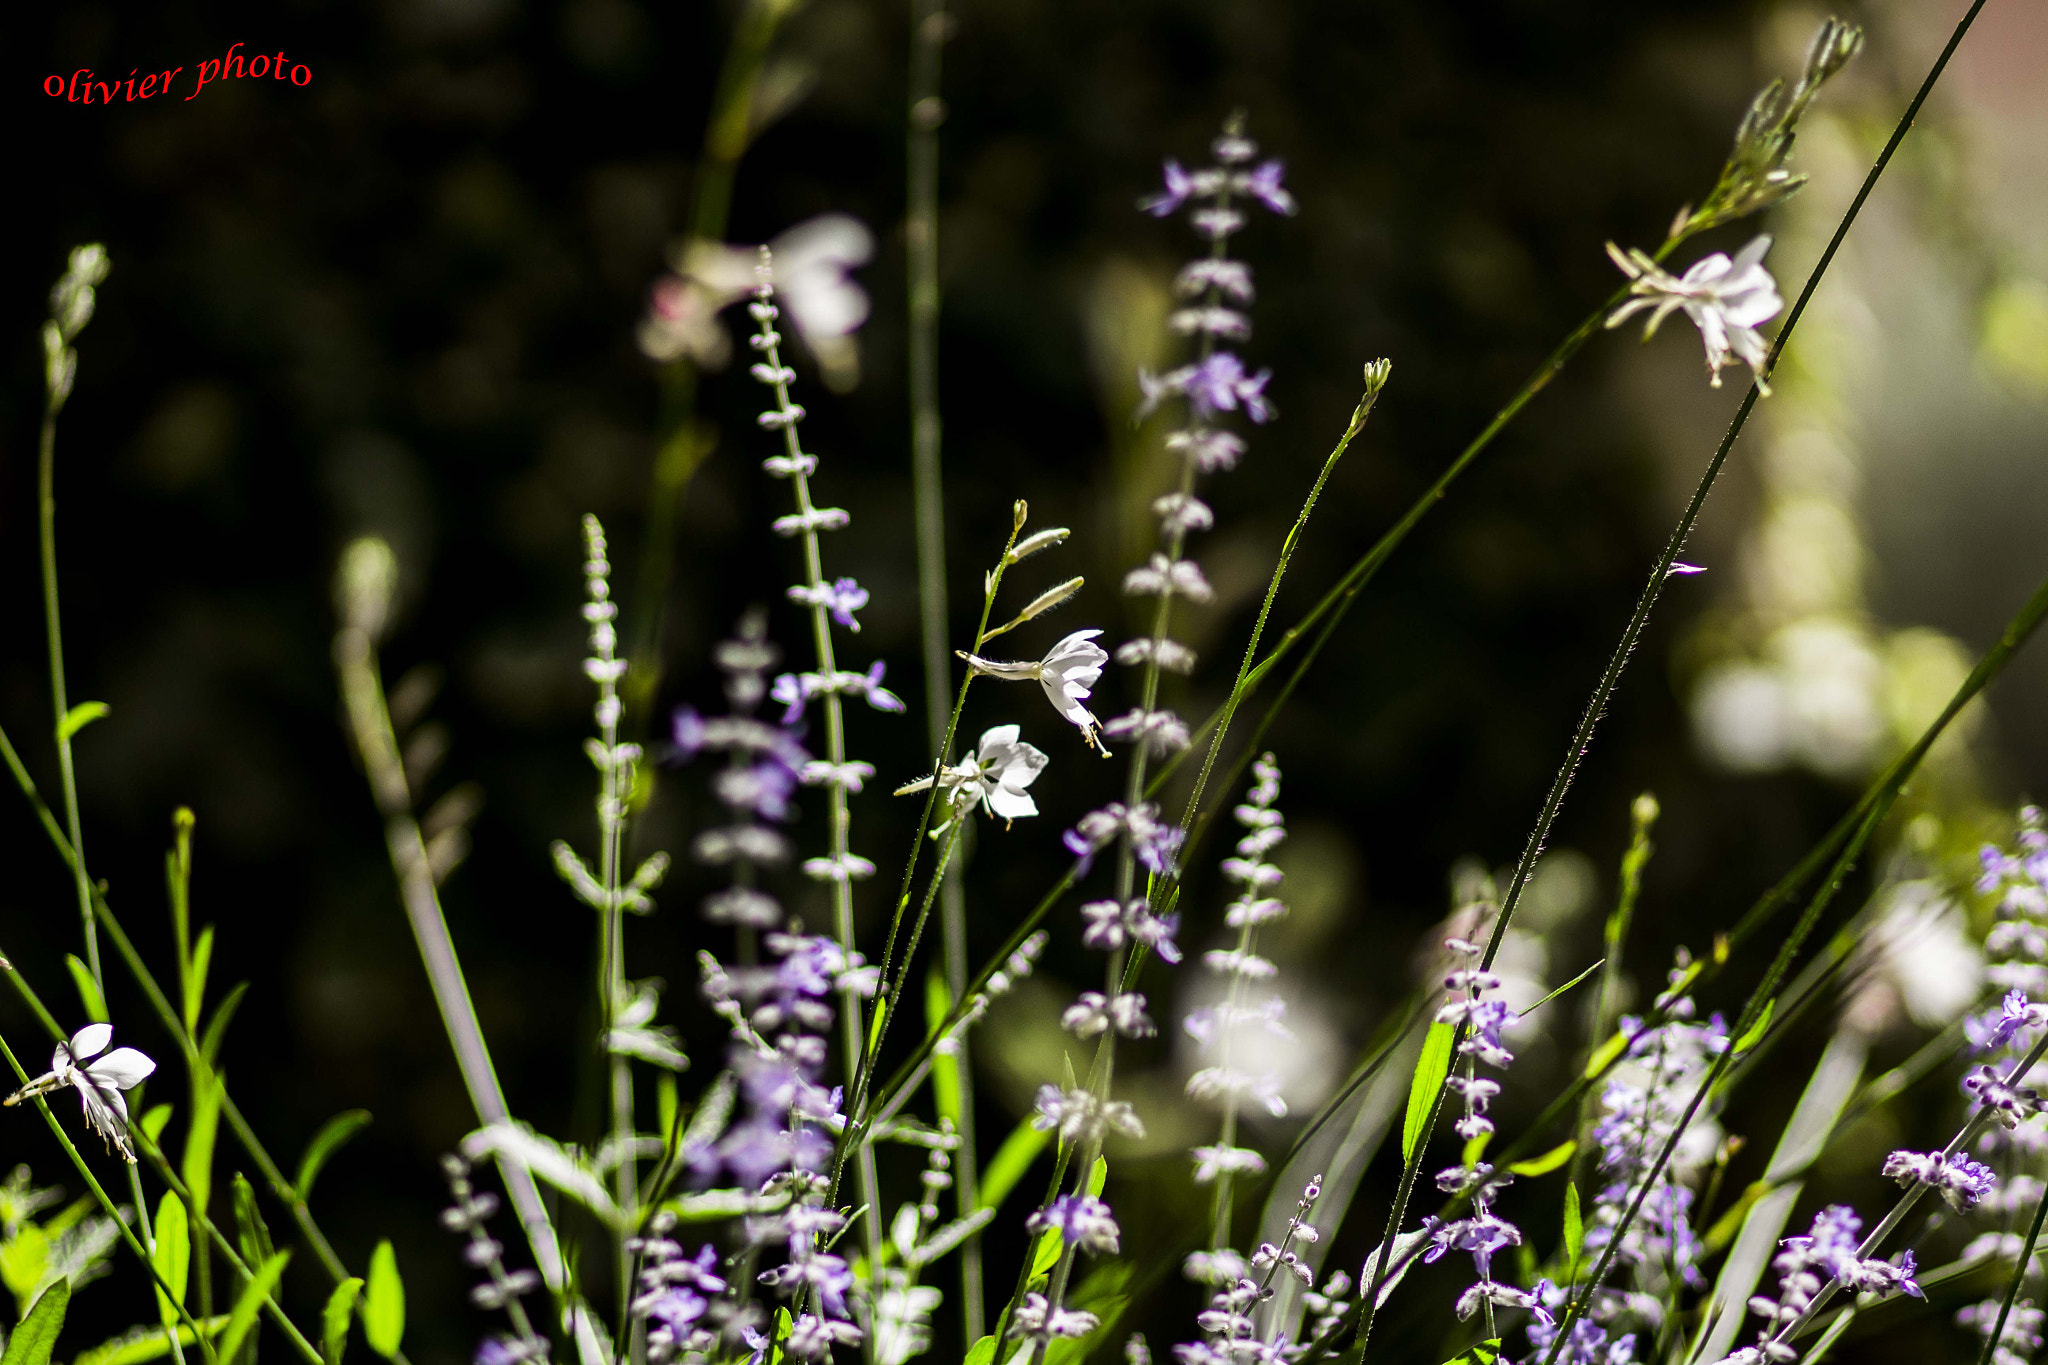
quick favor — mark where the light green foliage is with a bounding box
[149,1195,188,1329]
[2,1279,69,1365]
[362,1241,403,1359]
[0,1171,117,1324]
[62,958,106,1025]
[1438,1340,1501,1365]
[55,703,108,744]
[181,1073,223,1223]
[321,1279,362,1365]
[232,1176,276,1275]
[976,1119,1048,1215]
[1561,1182,1583,1274]
[72,1317,230,1365]
[1404,1021,1455,1163]
[294,1112,372,1204]
[215,1251,289,1364]
[1507,1141,1576,1178]
[924,970,960,1129]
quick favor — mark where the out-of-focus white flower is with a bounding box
[960,630,1109,751]
[4,1024,157,1162]
[1606,235,1783,391]
[894,724,1050,829]
[638,215,873,387]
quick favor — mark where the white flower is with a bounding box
[1606,235,1784,391]
[639,214,873,384]
[5,1024,157,1162]
[960,629,1110,751]
[895,724,1050,829]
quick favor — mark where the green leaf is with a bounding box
[1562,1182,1584,1269]
[1439,1340,1501,1365]
[962,1336,997,1365]
[1044,1261,1133,1365]
[64,956,108,1024]
[1029,1226,1064,1281]
[1403,1021,1455,1163]
[233,1174,276,1271]
[0,1226,51,1319]
[185,928,215,1037]
[322,1278,363,1365]
[72,1318,230,1365]
[56,702,109,743]
[1582,1030,1628,1080]
[363,1240,404,1359]
[182,1070,223,1221]
[1507,1140,1577,1178]
[215,1251,290,1365]
[925,971,961,1129]
[151,1194,190,1329]
[1520,960,1605,1020]
[1731,999,1776,1055]
[976,1119,1049,1214]
[295,1111,372,1204]
[1085,1155,1108,1199]
[139,1104,174,1146]
[2,1277,69,1365]
[199,983,247,1070]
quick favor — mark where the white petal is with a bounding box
[978,724,1023,754]
[87,1047,158,1090]
[1005,744,1050,788]
[988,786,1039,821]
[67,1023,115,1064]
[1729,234,1773,273]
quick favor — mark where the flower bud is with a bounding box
[336,537,399,640]
[1006,527,1072,565]
[1016,576,1083,620]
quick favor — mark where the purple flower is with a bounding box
[1028,1194,1122,1254]
[671,706,707,761]
[1141,159,1194,217]
[1965,1064,2043,1128]
[643,1286,709,1331]
[1240,161,1296,216]
[474,1340,522,1365]
[789,576,869,633]
[855,659,906,713]
[1182,353,1274,423]
[1965,988,2047,1053]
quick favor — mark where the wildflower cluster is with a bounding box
[1533,976,1727,1360]
[1174,1178,1328,1365]
[1417,921,1546,1339]
[1186,754,1294,1197]
[624,1214,731,1363]
[1715,1206,1921,1365]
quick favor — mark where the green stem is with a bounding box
[1977,1175,2048,1365]
[39,388,104,997]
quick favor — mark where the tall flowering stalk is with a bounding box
[748,251,904,1270]
[1017,112,1294,1361]
[1186,754,1292,1247]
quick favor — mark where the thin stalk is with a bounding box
[39,380,104,997]
[334,621,578,1327]
[755,317,886,1277]
[1977,1177,2048,1365]
[1173,369,1386,858]
[907,0,980,1331]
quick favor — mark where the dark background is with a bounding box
[3,0,2042,1360]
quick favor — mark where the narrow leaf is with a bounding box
[1731,998,1776,1055]
[1507,1140,1576,1178]
[1582,1029,1628,1080]
[57,701,110,742]
[363,1240,404,1358]
[1518,959,1603,1018]
[295,1110,373,1203]
[182,1069,223,1222]
[2,1277,69,1365]
[139,1103,174,1145]
[1440,1341,1501,1365]
[1404,1021,1455,1163]
[152,1193,191,1328]
[215,1250,290,1364]
[199,983,248,1070]
[926,970,961,1129]
[1085,1155,1108,1199]
[64,955,108,1023]
[460,1121,621,1227]
[977,1118,1049,1214]
[72,1318,230,1365]
[1030,1227,1064,1280]
[1562,1182,1584,1268]
[233,1173,276,1270]
[322,1278,363,1365]
[185,927,215,1037]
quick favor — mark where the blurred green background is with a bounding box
[5,0,2048,1358]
